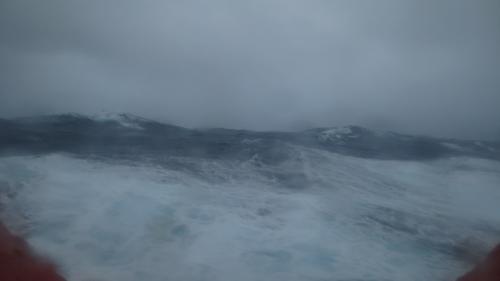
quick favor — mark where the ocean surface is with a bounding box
[1,114,499,281]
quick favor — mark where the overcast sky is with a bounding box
[1,0,499,139]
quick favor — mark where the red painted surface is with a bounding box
[0,222,66,281]
[457,244,500,281]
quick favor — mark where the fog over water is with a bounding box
[1,0,500,139]
[1,1,500,281]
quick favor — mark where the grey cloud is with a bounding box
[1,0,499,139]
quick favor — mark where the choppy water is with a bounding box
[1,147,499,281]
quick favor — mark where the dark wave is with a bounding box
[1,114,499,162]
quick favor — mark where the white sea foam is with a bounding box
[0,151,499,281]
[317,127,354,142]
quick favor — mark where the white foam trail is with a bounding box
[0,152,499,281]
